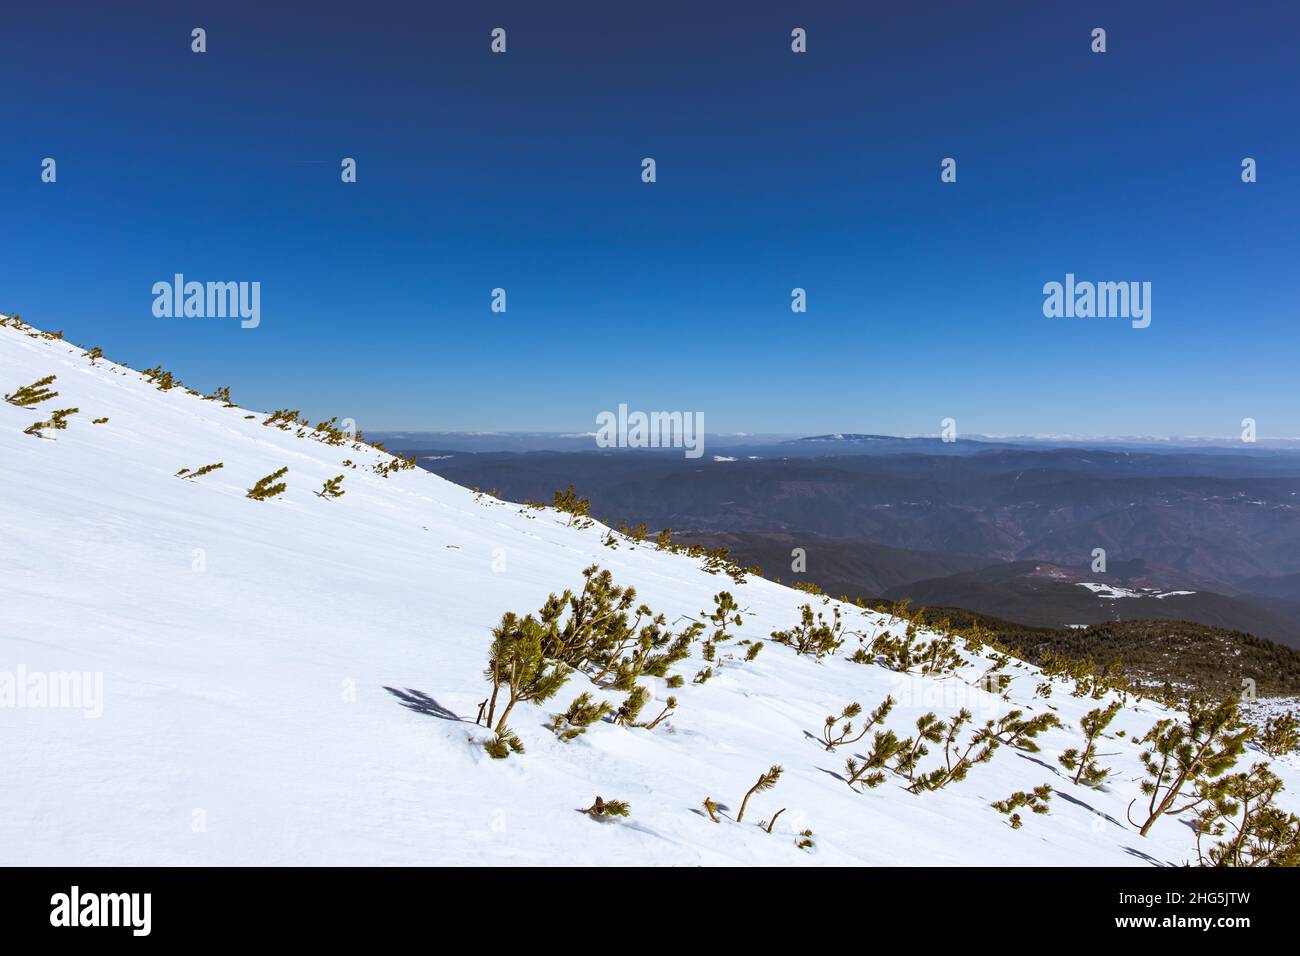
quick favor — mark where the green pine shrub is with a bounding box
[24,407,78,437]
[642,695,677,730]
[1059,701,1122,787]
[736,765,782,823]
[142,366,178,390]
[179,462,224,480]
[771,603,843,658]
[873,623,964,675]
[614,685,649,726]
[482,611,571,737]
[5,375,57,407]
[246,467,288,500]
[1131,697,1252,837]
[992,784,1053,828]
[484,727,524,759]
[552,482,591,526]
[548,691,611,741]
[1258,713,1300,757]
[821,696,895,752]
[1193,763,1300,866]
[582,796,630,819]
[844,729,905,791]
[317,475,345,499]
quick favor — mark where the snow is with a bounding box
[2,317,1296,866]
[1076,583,1197,600]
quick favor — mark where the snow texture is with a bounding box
[2,318,1295,866]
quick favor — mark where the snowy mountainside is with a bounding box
[1,317,1295,866]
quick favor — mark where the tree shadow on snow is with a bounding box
[1123,846,1173,867]
[1050,786,1124,829]
[384,686,463,721]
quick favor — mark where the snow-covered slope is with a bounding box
[2,317,1295,866]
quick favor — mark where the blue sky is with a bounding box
[3,1,1298,436]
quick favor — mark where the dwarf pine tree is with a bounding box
[614,685,649,726]
[873,622,963,675]
[484,727,525,759]
[143,366,178,390]
[1131,697,1252,837]
[483,611,572,736]
[582,796,631,819]
[986,709,1061,753]
[821,695,895,752]
[707,591,742,640]
[263,409,300,430]
[86,347,103,364]
[771,603,843,658]
[642,695,677,730]
[1258,713,1300,757]
[24,407,78,437]
[1193,763,1300,867]
[246,467,289,500]
[317,475,345,499]
[179,462,224,480]
[1059,700,1122,787]
[535,565,636,669]
[372,453,417,478]
[906,708,1055,793]
[552,482,591,526]
[736,765,782,823]
[844,729,905,791]
[895,712,947,785]
[605,618,695,689]
[5,375,57,407]
[483,565,701,708]
[548,691,611,741]
[991,784,1053,829]
[701,591,742,661]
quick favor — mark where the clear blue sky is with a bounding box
[3,1,1297,436]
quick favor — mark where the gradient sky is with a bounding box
[3,1,1298,436]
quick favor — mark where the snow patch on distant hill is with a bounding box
[1077,583,1198,600]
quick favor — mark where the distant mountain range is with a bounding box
[386,438,1300,649]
